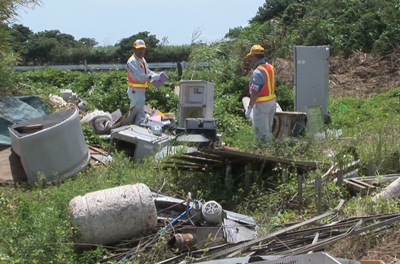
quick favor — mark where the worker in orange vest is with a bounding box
[126,39,161,125]
[245,44,277,144]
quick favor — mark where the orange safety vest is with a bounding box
[250,63,276,103]
[127,55,150,89]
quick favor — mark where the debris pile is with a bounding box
[67,186,395,264]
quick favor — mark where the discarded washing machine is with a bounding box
[8,108,90,185]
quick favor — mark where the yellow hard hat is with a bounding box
[133,39,146,49]
[246,44,265,56]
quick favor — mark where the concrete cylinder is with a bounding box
[69,183,157,245]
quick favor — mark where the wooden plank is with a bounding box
[162,161,204,168]
[336,169,343,186]
[349,178,375,189]
[172,155,222,165]
[186,151,227,161]
[208,147,318,169]
[315,176,322,214]
[344,179,366,192]
[344,178,375,192]
[360,260,386,264]
[88,145,109,155]
[367,161,376,176]
[350,174,400,185]
[298,175,304,214]
[0,146,27,184]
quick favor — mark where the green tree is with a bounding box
[225,26,244,39]
[115,31,160,63]
[10,23,32,43]
[23,30,80,64]
[78,37,98,48]
[24,34,58,64]
[250,0,293,23]
[0,0,39,93]
[87,46,118,64]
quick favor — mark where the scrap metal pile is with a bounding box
[68,185,397,264]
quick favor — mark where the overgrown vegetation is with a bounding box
[2,65,399,263]
[1,0,400,263]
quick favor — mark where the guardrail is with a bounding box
[13,61,209,71]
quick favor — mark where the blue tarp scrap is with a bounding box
[0,96,49,145]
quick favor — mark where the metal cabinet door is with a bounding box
[294,46,330,122]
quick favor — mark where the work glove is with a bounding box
[245,107,252,119]
[151,73,161,81]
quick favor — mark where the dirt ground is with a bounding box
[276,50,400,263]
[329,230,400,264]
[274,49,400,98]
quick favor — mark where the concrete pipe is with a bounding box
[69,183,157,245]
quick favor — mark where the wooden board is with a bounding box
[0,146,27,184]
[344,178,376,193]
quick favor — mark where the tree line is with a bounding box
[8,25,193,65]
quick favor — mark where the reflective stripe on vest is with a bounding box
[255,63,275,103]
[127,55,150,89]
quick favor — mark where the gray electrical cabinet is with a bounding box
[178,80,215,127]
[294,46,330,122]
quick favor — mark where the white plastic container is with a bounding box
[69,183,158,245]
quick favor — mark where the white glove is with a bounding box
[151,73,161,81]
[245,107,252,119]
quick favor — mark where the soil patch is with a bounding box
[274,49,400,98]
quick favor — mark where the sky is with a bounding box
[15,0,265,46]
